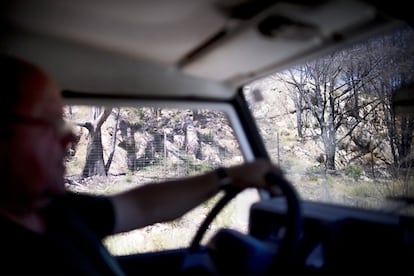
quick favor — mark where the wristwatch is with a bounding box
[215,167,233,191]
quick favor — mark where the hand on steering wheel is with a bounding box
[183,162,302,275]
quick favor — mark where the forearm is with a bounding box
[110,159,282,234]
[111,170,221,233]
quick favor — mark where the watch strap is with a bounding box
[215,167,232,191]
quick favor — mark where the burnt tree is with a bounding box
[80,106,112,177]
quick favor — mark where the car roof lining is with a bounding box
[0,0,411,100]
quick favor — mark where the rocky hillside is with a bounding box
[64,106,243,180]
[65,75,397,187]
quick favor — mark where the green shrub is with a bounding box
[345,164,364,181]
[337,141,347,150]
[125,171,133,183]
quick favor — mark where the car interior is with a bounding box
[1,0,413,275]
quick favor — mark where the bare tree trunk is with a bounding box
[81,106,112,177]
[82,127,106,177]
[184,115,200,160]
[105,108,120,174]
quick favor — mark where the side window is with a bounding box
[244,26,414,216]
[63,105,259,255]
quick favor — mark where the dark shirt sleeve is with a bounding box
[63,192,116,239]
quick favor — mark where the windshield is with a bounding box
[244,24,414,217]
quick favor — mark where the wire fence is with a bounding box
[64,105,244,182]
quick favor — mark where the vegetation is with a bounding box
[345,164,364,181]
[267,26,414,172]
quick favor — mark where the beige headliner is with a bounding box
[0,0,407,99]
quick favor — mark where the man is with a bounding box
[0,55,285,274]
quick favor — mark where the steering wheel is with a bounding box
[181,171,303,275]
[264,172,302,273]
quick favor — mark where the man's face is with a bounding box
[1,66,76,214]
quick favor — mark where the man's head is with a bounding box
[1,56,64,121]
[0,56,75,215]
